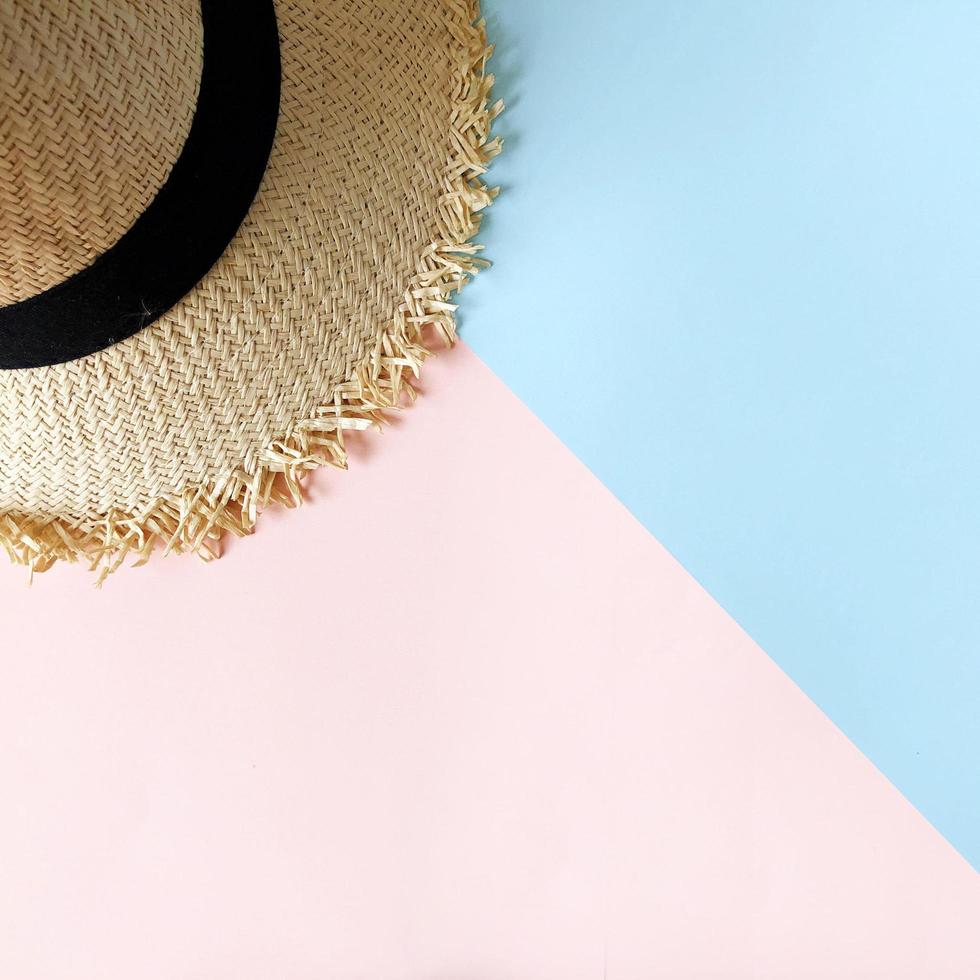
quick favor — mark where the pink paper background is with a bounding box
[1,344,978,978]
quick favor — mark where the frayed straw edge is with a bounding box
[0,1,503,586]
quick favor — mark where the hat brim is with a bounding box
[0,0,501,579]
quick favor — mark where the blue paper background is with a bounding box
[465,0,980,867]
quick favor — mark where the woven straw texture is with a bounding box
[0,0,501,577]
[0,0,202,305]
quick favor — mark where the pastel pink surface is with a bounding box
[0,343,977,979]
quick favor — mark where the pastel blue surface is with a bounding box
[465,0,980,867]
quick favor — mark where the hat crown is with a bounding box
[0,0,202,307]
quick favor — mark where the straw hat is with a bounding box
[0,0,501,579]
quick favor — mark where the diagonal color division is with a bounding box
[1,345,977,978]
[466,0,980,868]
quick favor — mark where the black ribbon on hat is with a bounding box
[0,0,281,370]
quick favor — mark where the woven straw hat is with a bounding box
[0,0,500,579]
